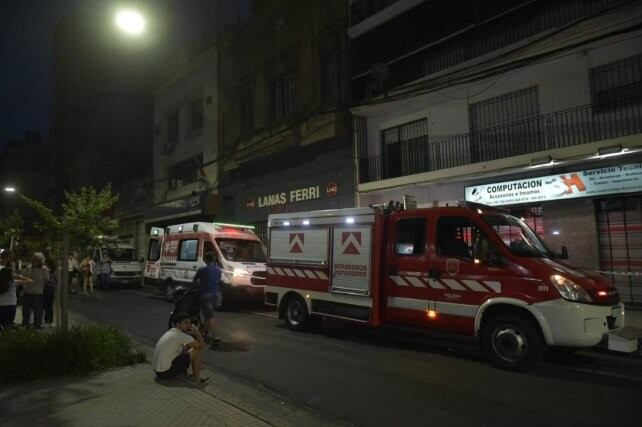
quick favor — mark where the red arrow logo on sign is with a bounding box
[289,233,304,253]
[341,232,361,255]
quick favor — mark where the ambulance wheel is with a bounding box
[482,314,544,372]
[284,295,310,332]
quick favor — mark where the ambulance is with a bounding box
[143,227,164,287]
[90,241,143,288]
[265,202,629,371]
[156,222,267,307]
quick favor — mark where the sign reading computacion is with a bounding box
[465,162,642,206]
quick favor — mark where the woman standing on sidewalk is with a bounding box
[79,255,95,295]
[0,250,31,330]
[22,252,49,329]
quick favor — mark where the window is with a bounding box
[274,73,296,120]
[239,85,253,133]
[190,98,203,133]
[203,241,220,266]
[395,218,426,256]
[482,214,549,258]
[469,87,541,162]
[148,239,161,262]
[437,216,497,263]
[167,111,179,145]
[590,55,642,112]
[170,154,202,185]
[216,238,266,263]
[322,51,340,101]
[106,248,136,262]
[381,118,428,179]
[178,239,198,262]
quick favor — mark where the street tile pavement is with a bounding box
[0,364,270,427]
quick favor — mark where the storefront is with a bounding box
[219,144,355,243]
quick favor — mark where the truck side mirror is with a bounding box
[559,246,568,260]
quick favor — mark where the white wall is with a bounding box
[358,30,642,160]
[152,46,219,204]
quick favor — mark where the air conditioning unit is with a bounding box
[168,178,183,189]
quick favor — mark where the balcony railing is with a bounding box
[358,100,642,184]
[350,0,400,26]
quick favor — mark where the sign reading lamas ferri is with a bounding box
[465,162,642,206]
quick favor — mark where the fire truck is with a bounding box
[265,203,628,371]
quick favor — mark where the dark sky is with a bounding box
[0,0,249,151]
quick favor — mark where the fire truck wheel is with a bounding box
[482,314,544,371]
[284,295,310,332]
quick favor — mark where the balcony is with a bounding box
[357,100,642,184]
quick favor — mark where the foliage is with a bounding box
[0,324,147,383]
[21,185,119,250]
[0,209,24,248]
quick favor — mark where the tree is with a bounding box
[0,209,25,250]
[21,185,119,330]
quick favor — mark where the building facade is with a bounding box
[148,36,219,230]
[217,0,355,242]
[350,0,642,302]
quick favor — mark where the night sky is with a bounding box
[0,0,249,152]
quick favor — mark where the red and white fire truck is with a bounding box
[265,203,628,370]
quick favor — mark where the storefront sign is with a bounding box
[248,182,340,210]
[465,162,642,206]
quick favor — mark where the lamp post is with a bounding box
[115,9,146,35]
[3,186,18,250]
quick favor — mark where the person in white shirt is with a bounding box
[68,252,80,294]
[22,252,49,329]
[153,313,209,384]
[0,250,31,329]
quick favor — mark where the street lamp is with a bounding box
[115,9,146,35]
[3,186,16,193]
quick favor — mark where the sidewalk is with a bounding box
[2,307,345,427]
[0,364,270,427]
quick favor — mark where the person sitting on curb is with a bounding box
[153,313,210,385]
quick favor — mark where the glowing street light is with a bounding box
[115,9,146,35]
[3,186,16,193]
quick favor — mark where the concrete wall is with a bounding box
[153,46,218,204]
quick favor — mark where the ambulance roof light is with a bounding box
[178,226,183,233]
[346,217,355,224]
[212,222,255,230]
[283,221,291,226]
[152,230,159,236]
[303,219,310,225]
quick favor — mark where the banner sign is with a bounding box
[465,162,642,206]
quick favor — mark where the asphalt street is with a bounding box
[70,287,642,426]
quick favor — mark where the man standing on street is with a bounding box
[153,313,209,385]
[193,252,221,345]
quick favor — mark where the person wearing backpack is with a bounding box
[0,250,32,330]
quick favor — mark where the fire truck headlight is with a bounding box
[233,268,250,278]
[550,275,592,303]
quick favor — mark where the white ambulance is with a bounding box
[157,222,267,307]
[143,227,164,287]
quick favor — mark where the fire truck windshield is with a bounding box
[482,214,551,258]
[216,239,266,263]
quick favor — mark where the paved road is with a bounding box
[71,288,642,426]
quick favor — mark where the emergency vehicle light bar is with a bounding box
[212,222,255,230]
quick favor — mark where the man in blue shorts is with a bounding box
[193,251,221,345]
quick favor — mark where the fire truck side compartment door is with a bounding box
[331,226,372,295]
